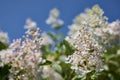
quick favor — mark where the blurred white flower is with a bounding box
[59,55,67,62]
[46,8,64,29]
[0,31,9,44]
[104,20,120,45]
[117,49,120,55]
[42,66,64,80]
[24,18,37,30]
[0,49,12,67]
[0,49,12,59]
[67,5,108,46]
[41,32,53,46]
[68,24,80,35]
[108,20,120,35]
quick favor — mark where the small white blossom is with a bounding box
[0,31,9,44]
[46,8,64,29]
[41,32,53,46]
[24,18,37,30]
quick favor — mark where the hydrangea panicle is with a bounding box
[0,19,45,80]
[66,23,103,77]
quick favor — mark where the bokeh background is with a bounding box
[0,0,120,42]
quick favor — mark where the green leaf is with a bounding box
[0,42,8,51]
[47,32,63,41]
[0,63,11,80]
[39,60,52,66]
[72,76,80,80]
[89,49,94,53]
[60,40,75,55]
[52,64,62,74]
[52,25,62,30]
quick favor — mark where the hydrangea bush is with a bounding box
[0,5,120,80]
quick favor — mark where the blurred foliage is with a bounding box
[0,42,9,80]
[0,63,11,80]
[0,42,8,51]
[97,46,120,80]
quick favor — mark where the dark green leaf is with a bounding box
[39,60,52,66]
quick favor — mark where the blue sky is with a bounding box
[0,0,120,42]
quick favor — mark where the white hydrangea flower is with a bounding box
[0,19,46,80]
[66,4,120,77]
[93,20,120,46]
[67,5,108,46]
[66,27,103,77]
[46,8,64,29]
[67,5,120,48]
[0,31,9,44]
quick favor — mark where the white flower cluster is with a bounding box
[0,31,9,44]
[92,20,120,47]
[66,27,103,77]
[0,19,45,80]
[46,8,64,29]
[104,20,120,46]
[66,4,120,77]
[68,5,107,35]
[68,5,107,46]
[68,5,120,48]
